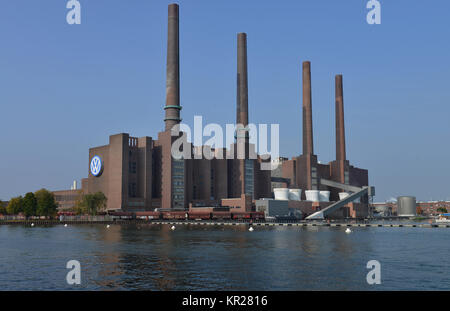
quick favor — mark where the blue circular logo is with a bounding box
[90,155,103,177]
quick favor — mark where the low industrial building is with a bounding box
[255,199,302,220]
[53,189,80,212]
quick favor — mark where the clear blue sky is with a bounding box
[0,0,449,202]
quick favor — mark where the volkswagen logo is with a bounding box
[90,155,103,177]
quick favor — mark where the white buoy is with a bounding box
[106,224,110,228]
[31,223,35,227]
[64,224,68,227]
[249,227,254,232]
[345,228,352,234]
[171,225,176,230]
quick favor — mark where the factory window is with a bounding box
[129,161,137,174]
[128,182,137,198]
[210,167,215,197]
[54,194,79,202]
[172,159,185,207]
[244,159,254,199]
[344,171,349,184]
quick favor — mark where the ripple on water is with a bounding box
[0,225,449,290]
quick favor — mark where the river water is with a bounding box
[0,223,449,290]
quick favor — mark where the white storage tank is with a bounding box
[274,188,289,200]
[397,196,416,216]
[288,189,302,201]
[319,191,330,202]
[339,192,360,203]
[339,192,349,200]
[305,190,320,202]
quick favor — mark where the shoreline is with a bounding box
[0,219,448,228]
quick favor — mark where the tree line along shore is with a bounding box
[0,190,107,218]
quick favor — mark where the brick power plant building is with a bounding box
[54,3,369,218]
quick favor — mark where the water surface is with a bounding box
[0,224,449,290]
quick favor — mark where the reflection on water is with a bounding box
[1,224,450,290]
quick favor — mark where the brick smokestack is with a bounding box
[164,3,182,131]
[236,33,249,127]
[302,61,314,155]
[335,74,346,161]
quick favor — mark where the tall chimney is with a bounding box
[164,3,181,131]
[335,74,346,161]
[302,61,314,155]
[236,33,249,127]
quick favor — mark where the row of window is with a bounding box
[244,159,255,198]
[172,159,185,207]
[128,182,137,198]
[55,195,79,202]
[129,162,137,174]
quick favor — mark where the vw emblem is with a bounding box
[90,155,103,177]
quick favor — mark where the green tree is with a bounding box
[23,192,38,217]
[35,189,58,217]
[77,192,107,215]
[74,204,85,215]
[437,207,448,214]
[6,196,23,215]
[0,200,7,215]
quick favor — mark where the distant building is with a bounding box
[370,203,393,217]
[371,200,450,216]
[53,189,81,211]
[417,201,450,216]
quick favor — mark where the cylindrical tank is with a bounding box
[274,188,289,200]
[339,192,349,200]
[288,189,302,201]
[397,196,416,216]
[319,191,330,202]
[338,192,360,203]
[305,190,320,202]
